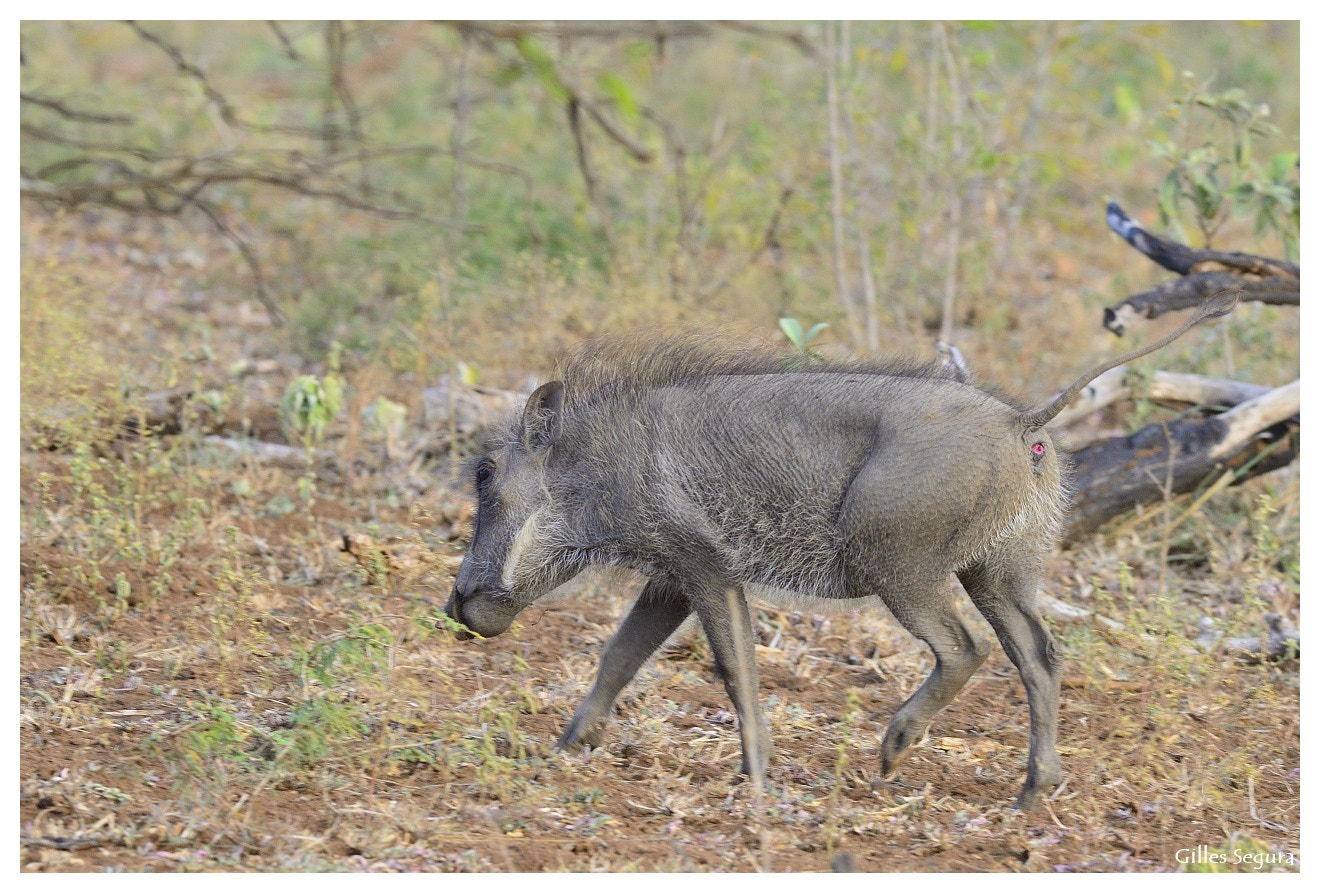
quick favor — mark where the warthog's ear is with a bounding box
[521,380,564,452]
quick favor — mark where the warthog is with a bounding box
[444,292,1236,809]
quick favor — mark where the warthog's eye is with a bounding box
[475,460,494,489]
[1031,441,1046,457]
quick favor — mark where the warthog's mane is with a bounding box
[481,330,1030,453]
[552,329,1020,411]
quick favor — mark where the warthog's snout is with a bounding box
[441,584,476,640]
[441,581,518,640]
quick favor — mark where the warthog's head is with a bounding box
[443,381,574,639]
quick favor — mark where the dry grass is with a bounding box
[18,204,1300,873]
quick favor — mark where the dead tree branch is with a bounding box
[126,21,240,128]
[23,22,492,326]
[267,21,302,60]
[1054,202,1300,541]
[20,92,133,125]
[1062,381,1298,542]
[1104,201,1299,334]
[1050,366,1273,431]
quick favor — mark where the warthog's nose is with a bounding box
[440,584,476,640]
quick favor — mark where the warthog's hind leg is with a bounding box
[959,560,1062,810]
[876,577,992,778]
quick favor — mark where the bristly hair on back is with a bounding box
[549,328,967,413]
[474,328,1027,460]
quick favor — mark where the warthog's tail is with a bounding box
[1017,290,1239,431]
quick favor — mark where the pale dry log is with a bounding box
[1048,366,1130,429]
[420,376,526,455]
[1050,366,1272,430]
[1210,379,1300,459]
[203,435,332,468]
[1147,372,1271,408]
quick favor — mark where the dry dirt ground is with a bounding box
[19,210,1300,872]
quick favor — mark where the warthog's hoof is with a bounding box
[1012,765,1062,811]
[879,722,925,776]
[737,753,770,779]
[555,718,606,752]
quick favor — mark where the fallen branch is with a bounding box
[1050,366,1272,430]
[1061,381,1298,542]
[1103,201,1298,334]
[1211,379,1300,459]
[1104,272,1298,335]
[21,835,111,851]
[1106,200,1298,279]
[203,435,332,468]
[420,376,525,456]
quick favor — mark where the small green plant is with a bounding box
[779,317,829,364]
[177,701,249,769]
[281,342,345,506]
[211,525,270,695]
[1150,82,1299,258]
[364,395,408,459]
[823,687,863,855]
[282,375,345,451]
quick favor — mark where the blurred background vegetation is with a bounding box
[21,20,1299,396]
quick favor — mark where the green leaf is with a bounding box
[492,63,523,87]
[779,317,805,348]
[1113,82,1141,124]
[1157,169,1182,226]
[597,71,638,121]
[805,322,830,343]
[516,36,568,102]
[1268,152,1299,183]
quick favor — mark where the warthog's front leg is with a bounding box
[557,578,691,751]
[691,584,770,782]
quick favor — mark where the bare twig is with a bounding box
[20,92,133,125]
[193,199,284,325]
[824,23,858,343]
[696,183,795,301]
[565,98,597,205]
[324,21,372,190]
[267,21,301,60]
[126,21,239,128]
[715,21,817,56]
[935,22,964,347]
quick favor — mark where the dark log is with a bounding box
[1062,403,1298,543]
[1106,201,1298,278]
[1104,272,1298,335]
[1060,204,1301,539]
[1103,201,1299,334]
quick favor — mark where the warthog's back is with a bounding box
[645,372,1061,602]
